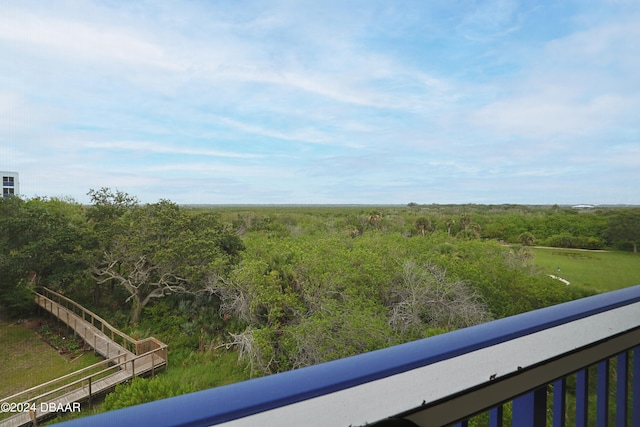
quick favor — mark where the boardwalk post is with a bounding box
[29,408,38,427]
[89,376,92,407]
[164,346,168,371]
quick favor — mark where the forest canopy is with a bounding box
[1,194,638,377]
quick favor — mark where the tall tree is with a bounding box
[607,209,640,253]
[444,218,455,236]
[91,200,243,324]
[87,187,139,223]
[415,217,433,237]
[0,197,94,315]
[86,188,140,304]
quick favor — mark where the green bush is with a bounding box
[545,234,605,250]
[0,282,36,318]
[102,376,196,411]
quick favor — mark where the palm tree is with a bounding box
[459,214,472,233]
[444,219,455,236]
[415,217,432,237]
[518,232,536,246]
[367,211,382,229]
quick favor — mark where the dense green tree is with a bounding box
[212,224,585,375]
[289,297,393,368]
[91,200,243,324]
[482,214,528,242]
[2,199,609,395]
[607,209,640,253]
[0,196,94,315]
[87,187,138,223]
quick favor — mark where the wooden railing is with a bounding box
[0,288,168,425]
[0,347,168,424]
[136,337,167,360]
[52,284,640,427]
[35,287,169,361]
[36,287,140,354]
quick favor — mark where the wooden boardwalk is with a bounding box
[0,288,167,427]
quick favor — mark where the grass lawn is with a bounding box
[532,248,640,292]
[0,314,103,399]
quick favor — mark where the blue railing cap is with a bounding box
[60,284,640,427]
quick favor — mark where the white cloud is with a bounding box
[456,0,524,41]
[469,11,640,140]
[215,115,331,145]
[471,92,634,138]
[85,141,263,159]
[0,9,180,70]
[1,1,638,205]
[1,2,455,118]
[142,162,296,178]
[0,93,65,135]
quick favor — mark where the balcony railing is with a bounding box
[58,285,640,427]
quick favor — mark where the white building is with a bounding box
[2,171,19,198]
[571,204,595,209]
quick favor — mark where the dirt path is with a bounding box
[501,243,610,252]
[529,245,610,252]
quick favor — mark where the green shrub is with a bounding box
[0,282,36,318]
[102,376,196,411]
[545,234,605,250]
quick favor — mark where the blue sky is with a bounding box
[1,0,639,205]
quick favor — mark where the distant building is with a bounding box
[2,171,19,198]
[572,204,595,209]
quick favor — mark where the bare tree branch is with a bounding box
[202,274,255,325]
[92,252,188,324]
[388,260,491,333]
[217,329,272,377]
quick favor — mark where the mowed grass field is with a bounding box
[532,248,640,292]
[0,314,102,399]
